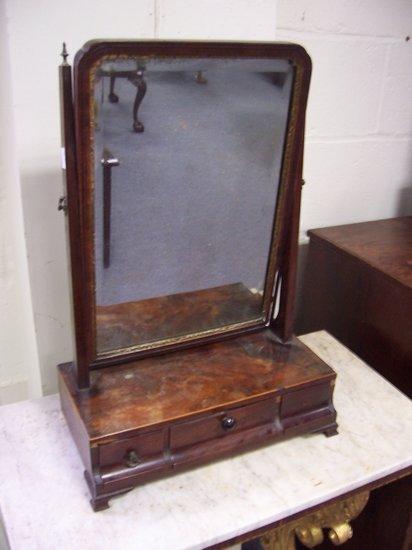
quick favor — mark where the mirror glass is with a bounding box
[92,56,293,355]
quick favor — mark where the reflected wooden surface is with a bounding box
[96,283,263,353]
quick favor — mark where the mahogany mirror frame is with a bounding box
[60,40,311,389]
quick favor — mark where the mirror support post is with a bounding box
[271,122,305,342]
[59,44,90,389]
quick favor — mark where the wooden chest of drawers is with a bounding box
[298,217,412,397]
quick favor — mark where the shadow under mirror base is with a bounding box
[58,329,338,511]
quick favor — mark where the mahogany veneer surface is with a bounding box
[96,282,262,353]
[60,329,334,441]
[298,216,412,396]
[308,217,412,288]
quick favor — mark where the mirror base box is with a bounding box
[58,329,337,511]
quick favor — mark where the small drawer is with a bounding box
[280,382,330,418]
[170,397,278,450]
[99,429,165,468]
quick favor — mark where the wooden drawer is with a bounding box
[280,382,330,418]
[170,397,278,450]
[99,429,165,467]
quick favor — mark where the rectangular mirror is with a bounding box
[89,54,293,357]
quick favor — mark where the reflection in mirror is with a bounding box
[92,57,293,355]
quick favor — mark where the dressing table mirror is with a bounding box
[58,40,338,511]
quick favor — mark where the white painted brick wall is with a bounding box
[3,0,157,401]
[2,0,277,402]
[278,0,412,37]
[2,1,411,404]
[156,0,277,40]
[0,2,42,405]
[277,0,412,237]
[380,42,412,135]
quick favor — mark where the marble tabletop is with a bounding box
[0,331,411,550]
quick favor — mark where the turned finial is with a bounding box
[61,42,69,64]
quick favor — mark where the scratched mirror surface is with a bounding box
[92,56,293,355]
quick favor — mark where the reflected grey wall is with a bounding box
[93,58,293,306]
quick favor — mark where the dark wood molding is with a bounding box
[271,121,305,341]
[59,51,90,388]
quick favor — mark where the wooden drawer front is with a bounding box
[170,397,278,450]
[99,429,165,467]
[281,382,330,418]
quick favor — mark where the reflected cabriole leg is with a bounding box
[129,70,147,133]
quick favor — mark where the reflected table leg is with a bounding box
[128,70,147,133]
[108,74,119,103]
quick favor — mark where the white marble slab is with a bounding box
[0,331,411,550]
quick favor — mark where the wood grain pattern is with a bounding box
[308,217,412,288]
[169,397,279,450]
[297,217,412,397]
[60,329,334,441]
[59,327,337,510]
[96,283,262,353]
[59,53,90,388]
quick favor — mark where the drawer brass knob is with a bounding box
[221,416,236,430]
[124,449,141,468]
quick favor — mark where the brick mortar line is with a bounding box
[277,27,404,44]
[375,43,393,134]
